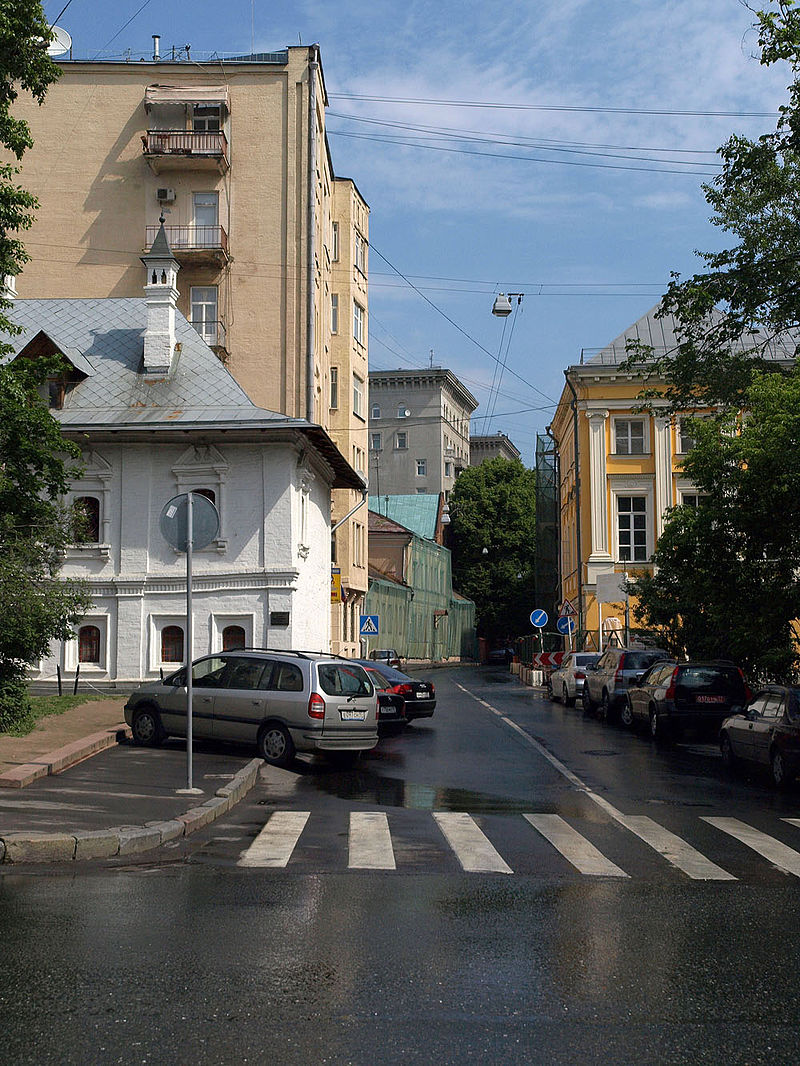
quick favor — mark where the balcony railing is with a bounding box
[142,129,229,171]
[145,224,229,264]
[191,319,227,355]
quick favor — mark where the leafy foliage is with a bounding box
[448,457,536,644]
[0,5,84,730]
[630,370,800,680]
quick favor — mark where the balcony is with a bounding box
[145,224,229,267]
[191,319,228,361]
[142,130,229,174]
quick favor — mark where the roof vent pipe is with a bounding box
[152,35,160,61]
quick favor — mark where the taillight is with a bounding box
[394,684,413,696]
[575,671,585,680]
[665,667,679,700]
[738,670,752,703]
[614,663,624,688]
[430,683,435,696]
[308,692,325,719]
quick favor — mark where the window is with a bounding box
[416,459,427,477]
[353,301,365,345]
[78,625,101,664]
[222,625,246,651]
[192,105,221,132]
[354,231,367,274]
[444,461,453,477]
[617,496,648,562]
[330,293,339,334]
[614,419,646,455]
[161,625,184,663]
[74,496,100,543]
[681,492,708,508]
[330,367,339,409]
[397,404,409,418]
[190,286,219,346]
[331,221,339,262]
[395,431,407,450]
[194,487,215,505]
[371,403,381,419]
[48,376,66,409]
[354,522,364,567]
[353,374,365,419]
[271,662,303,692]
[371,432,382,451]
[193,192,218,246]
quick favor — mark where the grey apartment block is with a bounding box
[469,432,521,466]
[368,368,477,498]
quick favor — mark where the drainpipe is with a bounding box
[306,45,319,423]
[331,486,368,535]
[564,369,584,639]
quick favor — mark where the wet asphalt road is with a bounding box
[3,664,800,1064]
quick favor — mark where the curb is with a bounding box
[0,758,263,864]
[0,724,132,789]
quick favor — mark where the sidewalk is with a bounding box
[0,698,261,865]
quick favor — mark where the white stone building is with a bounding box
[9,227,363,686]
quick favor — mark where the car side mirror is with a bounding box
[632,672,645,685]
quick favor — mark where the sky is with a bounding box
[40,0,791,464]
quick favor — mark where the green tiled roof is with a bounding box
[369,494,439,540]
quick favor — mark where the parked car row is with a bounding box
[124,649,436,770]
[549,644,800,789]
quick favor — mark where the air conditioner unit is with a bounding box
[156,187,176,202]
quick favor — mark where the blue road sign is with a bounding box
[530,609,548,628]
[557,616,577,635]
[359,614,380,637]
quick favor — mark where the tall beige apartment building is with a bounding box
[13,46,369,654]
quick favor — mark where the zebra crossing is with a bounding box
[234,808,800,880]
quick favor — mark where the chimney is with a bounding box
[152,35,160,61]
[140,216,180,374]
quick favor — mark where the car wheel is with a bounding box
[582,690,596,716]
[720,733,737,772]
[620,697,634,729]
[257,723,295,768]
[650,705,668,743]
[562,683,575,708]
[599,690,611,723]
[771,748,792,790]
[547,679,556,702]
[131,706,165,747]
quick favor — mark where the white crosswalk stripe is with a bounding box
[704,817,800,876]
[524,813,628,877]
[432,812,513,873]
[230,808,800,878]
[349,812,396,870]
[237,810,310,867]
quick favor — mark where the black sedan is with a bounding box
[354,661,435,721]
[360,664,407,733]
[720,685,800,788]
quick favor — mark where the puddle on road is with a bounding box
[304,769,533,813]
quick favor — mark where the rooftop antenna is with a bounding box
[46,25,72,57]
[429,348,434,368]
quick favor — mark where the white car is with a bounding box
[548,652,600,706]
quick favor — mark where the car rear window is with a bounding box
[317,663,373,696]
[624,651,668,671]
[576,655,599,667]
[676,665,747,698]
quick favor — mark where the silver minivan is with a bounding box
[124,651,379,767]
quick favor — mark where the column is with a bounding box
[586,410,613,582]
[653,414,673,537]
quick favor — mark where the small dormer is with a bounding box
[15,330,95,409]
[140,216,180,375]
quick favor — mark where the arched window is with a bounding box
[161,625,184,663]
[371,403,381,419]
[194,488,215,505]
[78,625,101,663]
[75,496,100,543]
[222,625,245,651]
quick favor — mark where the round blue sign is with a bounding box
[530,609,548,628]
[556,616,576,635]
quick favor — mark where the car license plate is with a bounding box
[696,695,725,703]
[341,709,366,720]
[416,691,428,699]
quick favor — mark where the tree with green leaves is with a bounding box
[0,3,89,729]
[625,2,800,680]
[448,456,536,645]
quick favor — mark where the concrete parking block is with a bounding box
[74,829,121,861]
[2,832,76,864]
[117,825,163,855]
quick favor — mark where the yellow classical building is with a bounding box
[550,306,736,649]
[12,46,369,654]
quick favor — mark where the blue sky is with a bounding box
[42,0,790,463]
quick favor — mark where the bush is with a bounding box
[0,672,32,733]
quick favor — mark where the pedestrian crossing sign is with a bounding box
[359,614,380,636]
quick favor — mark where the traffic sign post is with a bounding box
[160,492,219,795]
[359,614,379,657]
[557,614,576,650]
[530,609,548,653]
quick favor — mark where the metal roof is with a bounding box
[369,494,440,541]
[3,298,364,490]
